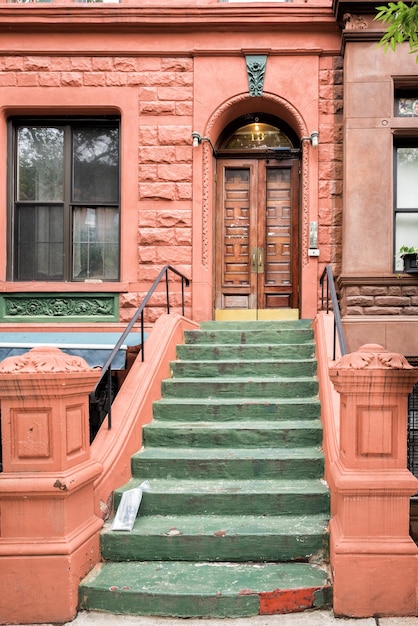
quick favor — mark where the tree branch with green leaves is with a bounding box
[375,1,418,60]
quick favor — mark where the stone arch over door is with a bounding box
[201,93,309,269]
[192,91,311,320]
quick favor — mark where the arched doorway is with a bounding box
[214,113,301,320]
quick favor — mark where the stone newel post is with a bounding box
[0,346,103,624]
[329,343,418,617]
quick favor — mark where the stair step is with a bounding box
[114,478,329,516]
[184,328,314,345]
[143,420,323,448]
[161,377,318,399]
[176,342,315,360]
[170,359,317,378]
[152,396,321,422]
[100,514,329,562]
[131,446,324,479]
[79,560,331,618]
[200,320,314,329]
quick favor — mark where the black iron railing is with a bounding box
[89,265,190,437]
[406,357,418,485]
[320,265,347,359]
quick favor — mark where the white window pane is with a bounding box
[73,206,119,280]
[397,148,418,208]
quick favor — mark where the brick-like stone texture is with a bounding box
[341,284,418,316]
[318,56,343,288]
[0,54,194,322]
[4,50,343,322]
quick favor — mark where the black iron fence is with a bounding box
[407,358,418,484]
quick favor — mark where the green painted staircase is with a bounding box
[79,320,331,618]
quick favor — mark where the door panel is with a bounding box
[215,159,299,312]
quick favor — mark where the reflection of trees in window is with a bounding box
[397,147,418,165]
[17,127,64,202]
[73,127,119,204]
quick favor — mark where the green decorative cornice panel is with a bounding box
[245,55,267,97]
[0,293,119,323]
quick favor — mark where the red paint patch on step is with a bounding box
[259,586,320,614]
[238,589,255,596]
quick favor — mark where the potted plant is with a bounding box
[399,245,418,273]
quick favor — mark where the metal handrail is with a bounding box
[319,265,347,359]
[90,265,190,431]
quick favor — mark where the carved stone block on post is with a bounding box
[329,344,418,617]
[0,346,100,473]
[0,346,103,624]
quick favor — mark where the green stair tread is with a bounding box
[161,377,318,399]
[79,561,330,617]
[154,396,320,407]
[131,446,324,480]
[117,477,329,495]
[80,560,329,596]
[200,320,314,328]
[104,514,329,536]
[116,478,329,516]
[176,343,315,359]
[172,359,315,366]
[143,420,322,447]
[145,419,321,427]
[152,396,320,422]
[101,515,329,562]
[133,446,324,461]
[184,332,314,345]
[164,375,317,382]
[170,361,317,378]
[144,419,322,431]
[172,358,315,365]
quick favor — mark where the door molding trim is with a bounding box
[199,91,311,271]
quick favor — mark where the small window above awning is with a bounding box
[0,332,145,370]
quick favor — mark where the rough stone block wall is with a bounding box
[0,54,194,324]
[129,57,193,323]
[342,284,418,316]
[318,56,343,308]
[3,52,344,322]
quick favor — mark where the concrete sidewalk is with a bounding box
[26,610,418,626]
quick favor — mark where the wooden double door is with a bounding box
[215,158,300,313]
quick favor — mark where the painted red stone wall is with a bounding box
[318,56,343,275]
[123,57,194,323]
[0,2,342,324]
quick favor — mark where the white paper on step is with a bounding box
[110,480,151,531]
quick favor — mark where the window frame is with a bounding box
[393,137,418,272]
[7,115,121,283]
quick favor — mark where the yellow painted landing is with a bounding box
[214,309,299,322]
